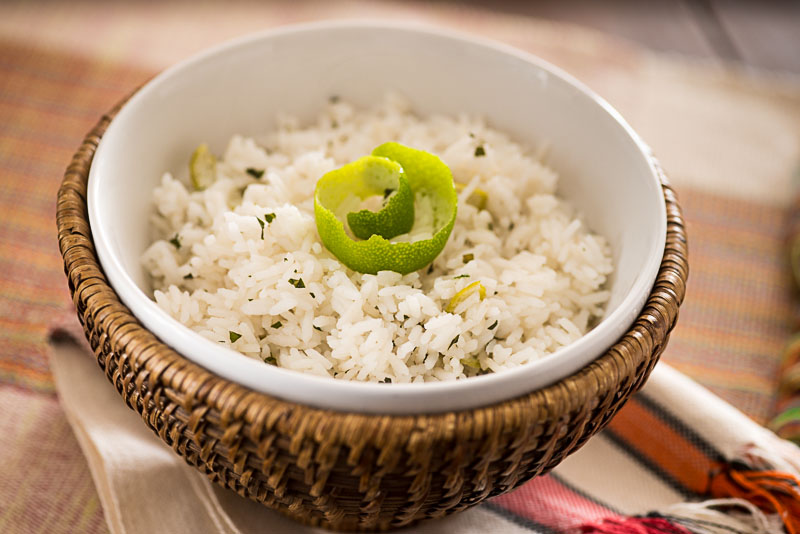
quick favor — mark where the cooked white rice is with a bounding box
[142,94,613,383]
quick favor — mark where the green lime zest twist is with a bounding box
[314,142,458,275]
[344,157,414,240]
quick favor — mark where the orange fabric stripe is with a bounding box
[607,400,718,494]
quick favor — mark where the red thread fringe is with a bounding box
[579,517,693,534]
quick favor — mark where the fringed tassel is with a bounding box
[658,498,785,534]
[708,466,800,534]
[579,499,784,534]
[742,433,800,475]
[578,452,800,534]
[579,517,693,534]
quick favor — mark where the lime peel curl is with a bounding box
[189,143,217,191]
[345,158,414,240]
[445,280,486,313]
[314,143,458,275]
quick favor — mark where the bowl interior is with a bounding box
[88,22,666,414]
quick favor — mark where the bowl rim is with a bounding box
[87,19,667,414]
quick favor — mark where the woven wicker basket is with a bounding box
[57,99,688,531]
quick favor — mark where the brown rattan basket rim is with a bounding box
[57,93,688,530]
[57,94,687,530]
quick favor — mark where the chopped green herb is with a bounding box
[248,298,253,302]
[461,357,481,369]
[454,274,470,279]
[488,320,498,330]
[256,217,265,239]
[449,335,459,349]
[246,167,265,179]
[313,326,322,331]
[288,278,305,289]
[264,212,276,223]
[264,356,277,365]
[183,273,193,279]
[271,321,283,329]
[169,234,181,249]
[488,222,494,231]
[454,182,488,210]
[474,146,486,157]
[383,377,392,383]
[468,132,475,138]
[310,292,315,298]
[462,253,474,264]
[229,331,242,343]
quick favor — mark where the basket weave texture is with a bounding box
[57,99,688,531]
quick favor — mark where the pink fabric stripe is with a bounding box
[492,474,622,531]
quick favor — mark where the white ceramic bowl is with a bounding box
[88,21,666,414]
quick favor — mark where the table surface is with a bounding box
[447,0,800,74]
